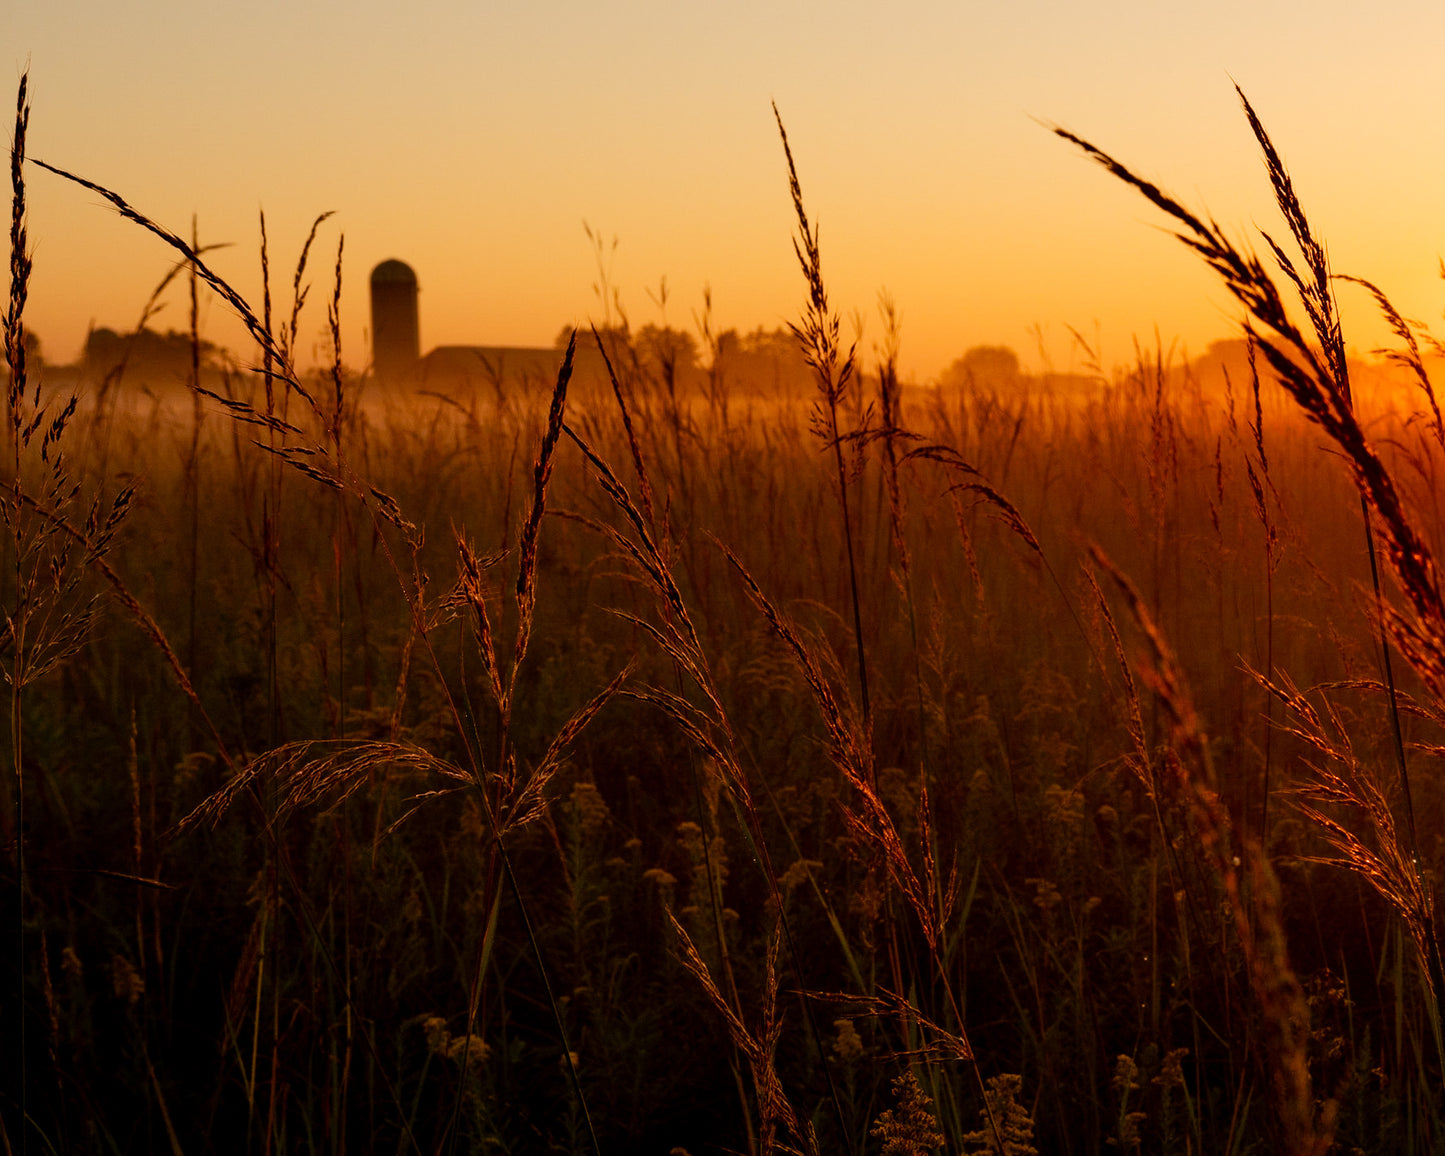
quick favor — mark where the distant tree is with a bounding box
[637,324,699,393]
[940,344,1023,390]
[557,321,815,397]
[84,326,219,386]
[716,326,813,397]
[21,329,41,367]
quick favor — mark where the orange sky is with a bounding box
[9,1,1445,381]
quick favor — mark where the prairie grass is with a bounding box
[7,72,1445,1155]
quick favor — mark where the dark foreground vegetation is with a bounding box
[5,75,1445,1154]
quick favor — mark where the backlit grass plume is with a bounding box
[1055,88,1445,1059]
[774,104,873,751]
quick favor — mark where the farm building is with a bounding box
[370,258,605,396]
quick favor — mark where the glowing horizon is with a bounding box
[11,1,1445,383]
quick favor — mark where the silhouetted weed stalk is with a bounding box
[773,104,872,747]
[5,72,140,1154]
[756,106,1026,1153]
[1090,545,1336,1155]
[559,406,846,1154]
[11,71,627,1151]
[1058,85,1445,1131]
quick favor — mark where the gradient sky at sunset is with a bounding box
[8,1,1445,380]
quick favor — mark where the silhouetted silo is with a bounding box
[370,259,419,383]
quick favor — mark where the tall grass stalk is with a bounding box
[1056,81,1445,1073]
[873,295,931,794]
[560,409,856,1151]
[185,215,205,761]
[1233,91,1418,878]
[1096,547,1336,1154]
[449,337,605,1156]
[581,328,775,1143]
[6,72,136,1152]
[772,105,872,751]
[1243,340,1282,861]
[5,68,29,1156]
[329,234,347,738]
[27,151,450,1151]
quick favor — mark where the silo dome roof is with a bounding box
[370,259,417,286]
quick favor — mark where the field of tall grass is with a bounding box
[7,73,1445,1154]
